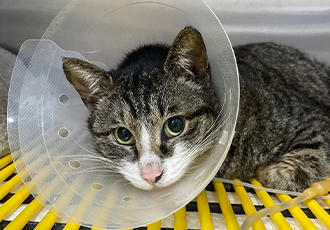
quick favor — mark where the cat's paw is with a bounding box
[255,149,329,192]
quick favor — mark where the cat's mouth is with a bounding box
[120,154,191,190]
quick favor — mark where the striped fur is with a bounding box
[63,28,330,192]
[218,43,330,191]
[63,28,220,190]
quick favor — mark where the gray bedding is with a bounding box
[0,47,16,158]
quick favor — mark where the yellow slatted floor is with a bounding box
[1,154,330,230]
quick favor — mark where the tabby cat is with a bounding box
[63,27,330,191]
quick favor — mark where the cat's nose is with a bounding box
[140,162,163,186]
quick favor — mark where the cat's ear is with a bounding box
[164,27,211,81]
[62,58,113,107]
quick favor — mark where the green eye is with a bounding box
[114,127,134,145]
[164,117,185,137]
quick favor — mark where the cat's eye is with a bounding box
[164,117,185,138]
[114,127,134,145]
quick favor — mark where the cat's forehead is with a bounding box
[116,74,201,114]
[95,67,217,132]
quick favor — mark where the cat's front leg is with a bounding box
[255,149,330,192]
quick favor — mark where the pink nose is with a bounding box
[140,162,163,186]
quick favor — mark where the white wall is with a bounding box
[1,0,329,63]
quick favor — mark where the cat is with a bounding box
[63,27,220,190]
[63,27,330,192]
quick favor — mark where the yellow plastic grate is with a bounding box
[0,157,329,230]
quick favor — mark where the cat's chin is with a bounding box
[130,181,155,190]
[130,181,169,190]
[129,177,180,190]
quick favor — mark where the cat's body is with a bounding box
[63,27,330,192]
[219,43,330,191]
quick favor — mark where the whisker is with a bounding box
[186,104,233,158]
[66,170,119,175]
[182,110,231,163]
[72,141,122,166]
[181,106,235,176]
[63,166,121,175]
[108,177,128,187]
[55,152,123,167]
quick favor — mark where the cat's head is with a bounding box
[63,27,220,190]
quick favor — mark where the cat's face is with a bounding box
[63,27,220,190]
